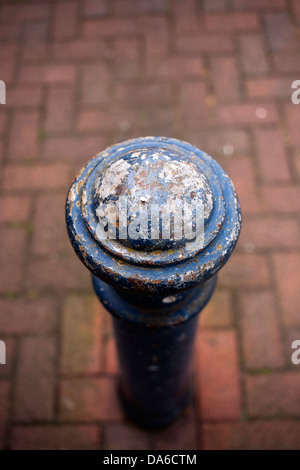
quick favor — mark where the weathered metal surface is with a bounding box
[65,136,242,426]
[66,136,241,296]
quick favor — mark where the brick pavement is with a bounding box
[0,0,300,450]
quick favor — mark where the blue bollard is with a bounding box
[65,137,241,427]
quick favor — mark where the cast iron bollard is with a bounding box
[65,137,241,427]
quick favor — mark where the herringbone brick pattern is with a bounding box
[0,0,299,450]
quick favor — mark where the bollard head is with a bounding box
[66,137,241,295]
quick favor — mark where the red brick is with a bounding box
[292,0,300,22]
[32,194,67,255]
[176,34,234,53]
[285,104,300,148]
[0,229,27,292]
[11,425,99,450]
[23,20,47,41]
[0,140,3,163]
[8,112,39,160]
[203,421,300,450]
[1,0,300,450]
[0,196,31,222]
[114,38,139,78]
[173,0,198,32]
[0,339,15,379]
[13,337,56,421]
[239,217,300,250]
[221,158,261,214]
[81,64,109,105]
[218,254,270,288]
[22,20,47,60]
[137,108,175,136]
[0,44,17,83]
[19,64,76,84]
[83,18,138,36]
[104,337,119,375]
[205,0,232,10]
[84,0,107,16]
[265,13,296,51]
[3,164,70,191]
[246,373,300,417]
[114,0,167,15]
[239,34,269,75]
[78,110,111,132]
[141,16,168,57]
[0,119,5,139]
[216,103,278,125]
[22,42,47,62]
[187,130,250,157]
[0,4,49,21]
[7,87,43,108]
[145,57,203,79]
[255,129,290,182]
[0,113,7,134]
[0,298,57,335]
[105,423,149,450]
[262,187,300,212]
[60,378,124,422]
[61,296,102,374]
[45,87,74,133]
[211,57,240,101]
[54,2,78,39]
[109,107,138,135]
[0,381,10,449]
[42,136,104,163]
[52,40,110,61]
[180,82,208,128]
[97,106,146,136]
[153,410,198,450]
[294,153,300,178]
[115,83,172,105]
[238,291,284,369]
[273,253,300,326]
[196,330,241,420]
[205,13,259,31]
[247,78,293,98]
[25,256,90,291]
[200,290,233,328]
[233,0,285,8]
[0,23,20,41]
[274,53,300,72]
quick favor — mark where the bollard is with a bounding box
[65,137,241,427]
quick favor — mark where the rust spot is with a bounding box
[115,183,127,196]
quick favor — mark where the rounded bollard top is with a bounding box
[66,137,241,295]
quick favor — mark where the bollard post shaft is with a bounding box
[66,137,241,427]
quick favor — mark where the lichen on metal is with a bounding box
[66,136,241,295]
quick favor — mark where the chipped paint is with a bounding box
[98,158,130,199]
[66,136,241,296]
